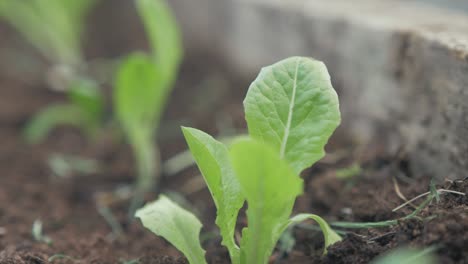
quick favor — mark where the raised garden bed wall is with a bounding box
[171,0,468,181]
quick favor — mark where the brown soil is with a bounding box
[1,5,467,263]
[1,54,467,264]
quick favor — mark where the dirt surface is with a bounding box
[1,52,467,263]
[0,5,467,263]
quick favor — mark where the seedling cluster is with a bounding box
[0,0,104,143]
[0,0,182,209]
[114,0,182,212]
[136,57,343,264]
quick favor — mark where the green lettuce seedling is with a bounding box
[136,57,342,264]
[24,79,104,143]
[114,0,182,212]
[136,195,206,264]
[0,0,95,66]
[0,0,104,143]
[9,0,182,208]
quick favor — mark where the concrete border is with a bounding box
[171,0,468,180]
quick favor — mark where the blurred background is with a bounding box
[1,0,467,177]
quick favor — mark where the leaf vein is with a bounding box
[279,58,300,158]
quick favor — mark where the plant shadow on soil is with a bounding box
[0,7,467,264]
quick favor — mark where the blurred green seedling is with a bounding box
[32,219,52,245]
[0,0,94,67]
[5,0,182,209]
[114,0,182,214]
[0,0,105,143]
[136,57,342,264]
[47,152,100,178]
[371,246,438,264]
[24,79,104,144]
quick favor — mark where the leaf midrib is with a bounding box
[279,58,300,159]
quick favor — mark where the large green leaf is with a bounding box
[136,0,182,87]
[135,195,207,264]
[244,57,341,174]
[114,52,163,141]
[182,127,243,263]
[229,138,303,264]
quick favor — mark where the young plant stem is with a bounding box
[331,186,466,230]
[393,189,465,212]
[97,205,124,239]
[330,194,434,229]
[128,136,161,218]
[392,191,431,212]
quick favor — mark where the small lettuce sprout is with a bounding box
[0,1,105,143]
[0,0,95,66]
[10,0,182,212]
[24,79,104,144]
[136,196,206,264]
[136,57,342,264]
[114,0,182,212]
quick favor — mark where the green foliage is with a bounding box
[230,138,303,264]
[24,104,88,144]
[278,216,342,258]
[136,0,182,86]
[0,0,97,65]
[113,53,162,210]
[115,0,183,139]
[3,0,105,143]
[135,196,207,264]
[68,79,104,123]
[182,127,243,263]
[115,53,162,143]
[137,57,342,264]
[23,79,103,144]
[15,0,181,208]
[371,247,437,264]
[114,0,182,211]
[15,0,182,217]
[286,214,342,254]
[244,56,341,174]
